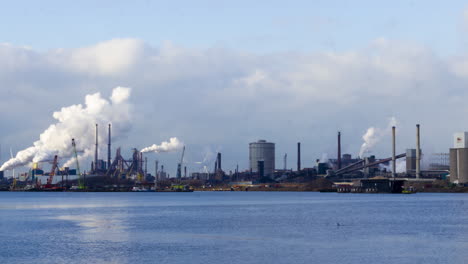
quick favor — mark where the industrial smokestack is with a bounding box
[416,124,421,179]
[184,166,187,178]
[95,123,98,172]
[337,132,342,169]
[284,153,287,170]
[145,156,148,176]
[217,153,222,170]
[108,124,111,169]
[297,142,301,171]
[140,152,143,173]
[155,160,159,182]
[392,126,396,178]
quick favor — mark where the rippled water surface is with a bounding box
[0,192,467,264]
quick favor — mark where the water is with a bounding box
[0,192,467,264]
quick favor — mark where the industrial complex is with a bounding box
[0,123,467,193]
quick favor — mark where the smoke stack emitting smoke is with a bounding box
[0,87,133,171]
[141,137,183,153]
[359,117,397,158]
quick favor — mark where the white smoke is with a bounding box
[380,158,406,173]
[0,87,132,171]
[319,153,329,163]
[359,117,397,158]
[141,137,183,153]
[195,146,216,164]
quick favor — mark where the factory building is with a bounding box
[406,149,416,173]
[249,140,275,176]
[450,132,468,184]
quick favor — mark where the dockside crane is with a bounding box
[45,155,59,187]
[72,138,84,189]
[176,146,185,179]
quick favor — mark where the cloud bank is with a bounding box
[1,38,468,171]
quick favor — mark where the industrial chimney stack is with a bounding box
[108,124,111,169]
[95,123,98,172]
[217,153,222,171]
[416,124,421,179]
[392,126,396,178]
[337,132,342,170]
[297,142,301,171]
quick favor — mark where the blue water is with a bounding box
[0,192,467,264]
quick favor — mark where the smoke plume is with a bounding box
[380,158,406,173]
[0,87,132,171]
[359,117,397,158]
[141,137,183,153]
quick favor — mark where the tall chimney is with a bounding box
[297,142,301,171]
[140,152,143,173]
[217,153,222,170]
[392,126,396,178]
[337,132,342,169]
[108,124,111,169]
[95,123,98,171]
[184,166,187,178]
[155,160,159,181]
[284,153,287,170]
[416,124,421,179]
[145,156,148,176]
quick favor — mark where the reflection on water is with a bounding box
[0,192,467,264]
[54,215,125,231]
[53,213,131,246]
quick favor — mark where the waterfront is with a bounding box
[0,192,467,264]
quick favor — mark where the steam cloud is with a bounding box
[0,87,132,171]
[380,158,406,173]
[359,117,397,158]
[141,137,183,153]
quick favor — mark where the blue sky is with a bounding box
[1,0,466,54]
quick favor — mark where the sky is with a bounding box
[1,1,468,175]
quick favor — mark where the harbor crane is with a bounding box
[45,155,59,187]
[176,146,185,179]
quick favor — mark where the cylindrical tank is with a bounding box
[249,140,275,176]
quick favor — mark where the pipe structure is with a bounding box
[297,142,301,172]
[416,124,421,179]
[338,132,342,169]
[334,159,365,175]
[95,124,98,172]
[108,124,111,169]
[336,153,407,175]
[392,126,396,178]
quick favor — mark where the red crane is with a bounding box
[46,155,59,187]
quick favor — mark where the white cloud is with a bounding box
[50,38,145,75]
